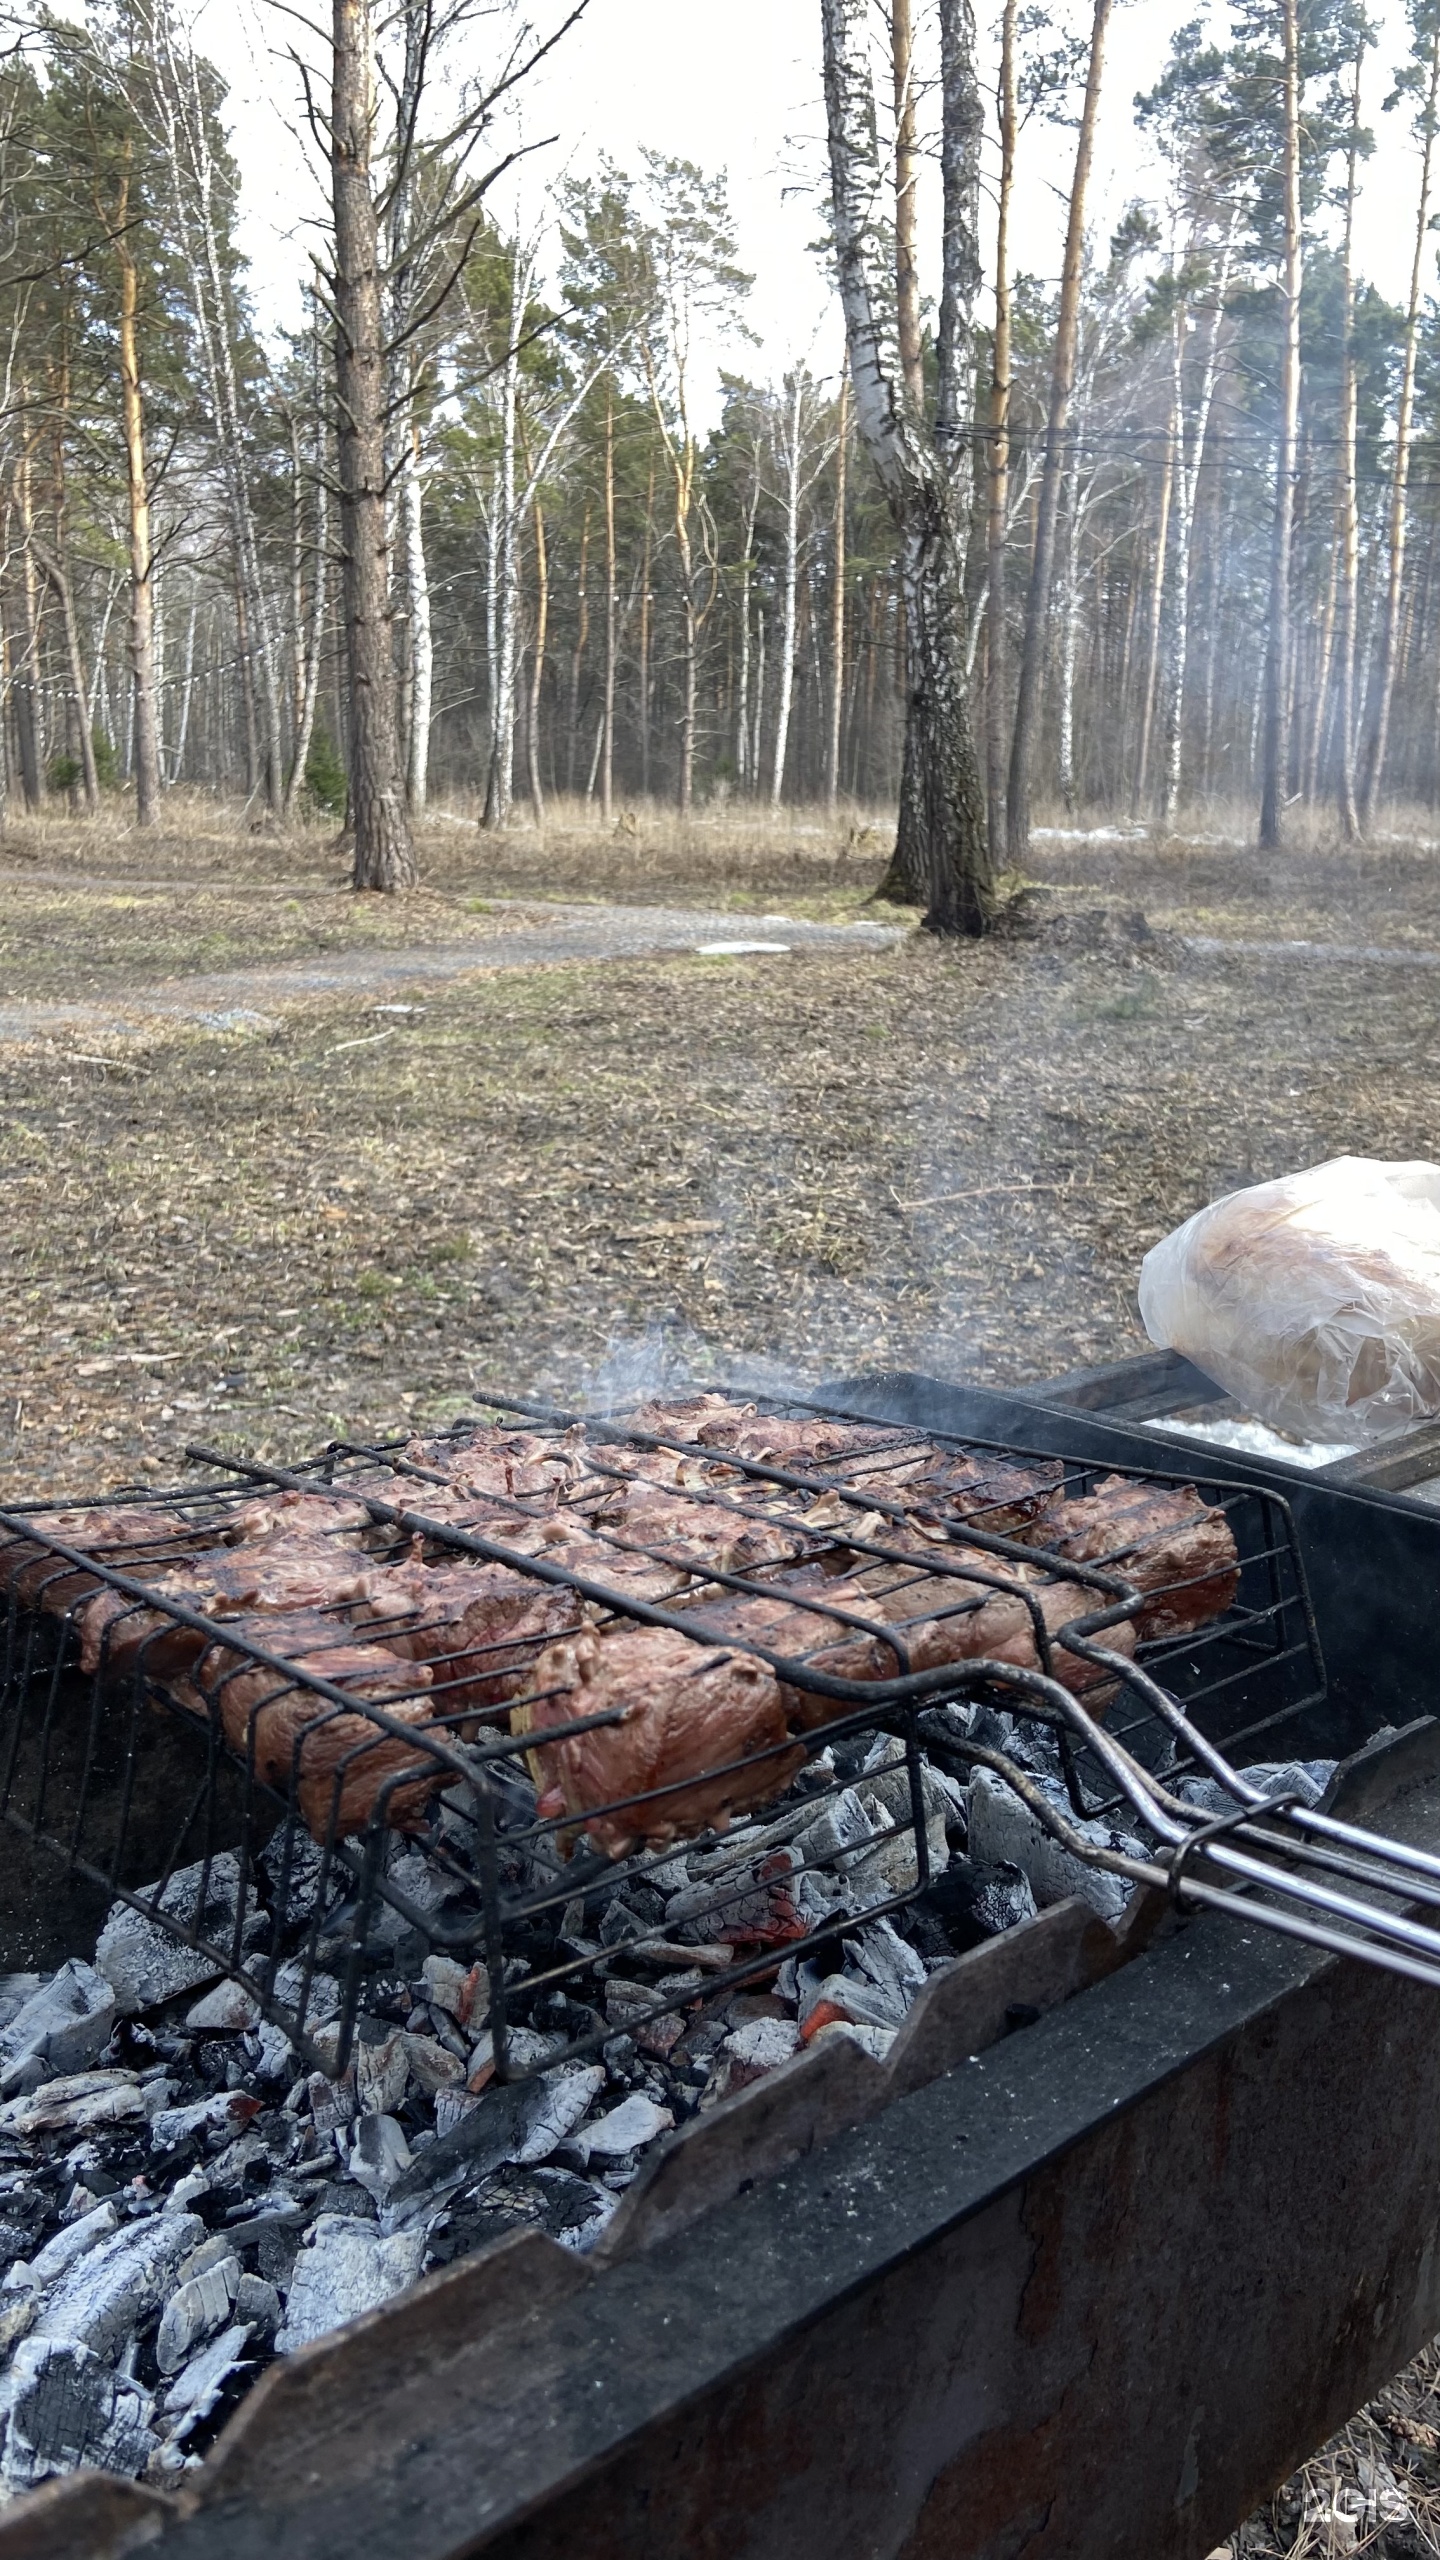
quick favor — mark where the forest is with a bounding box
[0,0,1433,907]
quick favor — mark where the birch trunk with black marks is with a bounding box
[770,369,804,806]
[985,0,1016,867]
[156,17,284,815]
[1160,212,1235,831]
[332,0,414,888]
[1336,40,1363,842]
[1005,0,1111,867]
[827,368,848,810]
[822,0,991,934]
[1359,12,1439,829]
[1259,0,1301,854]
[115,161,162,830]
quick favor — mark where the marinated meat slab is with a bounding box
[518,1624,806,1858]
[75,1542,383,1678]
[173,1618,443,1836]
[351,1558,582,1716]
[1021,1476,1240,1641]
[521,1552,1139,1856]
[0,1506,201,1612]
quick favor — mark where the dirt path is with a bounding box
[0,899,906,1040]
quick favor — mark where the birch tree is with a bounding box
[1358,0,1438,825]
[820,0,991,932]
[1005,0,1114,868]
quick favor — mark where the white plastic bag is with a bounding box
[1138,1157,1440,1446]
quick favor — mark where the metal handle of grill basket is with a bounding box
[920,1657,1440,1994]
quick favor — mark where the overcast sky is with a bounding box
[200,0,1425,419]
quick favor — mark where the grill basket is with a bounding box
[0,1394,1328,2080]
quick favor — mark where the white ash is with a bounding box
[96,1857,264,2014]
[967,1768,1145,1926]
[1174,1760,1335,1819]
[0,1706,1190,2499]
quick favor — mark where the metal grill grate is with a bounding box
[0,1391,1326,2079]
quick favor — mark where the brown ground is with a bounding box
[2,796,1439,2554]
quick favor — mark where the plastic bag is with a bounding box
[1138,1157,1440,1446]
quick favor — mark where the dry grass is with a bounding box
[1218,2343,1440,2557]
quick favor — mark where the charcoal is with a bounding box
[345,2113,412,2199]
[150,2092,262,2153]
[0,1978,44,2034]
[402,2031,465,2095]
[275,2215,427,2354]
[580,2092,674,2161]
[354,2031,409,2118]
[18,2199,121,2290]
[970,1860,1039,1936]
[155,2255,239,2374]
[0,1963,117,2095]
[1174,1759,1336,1819]
[509,2064,607,2168]
[966,1768,1138,1924]
[0,2070,147,2139]
[233,2272,280,2335]
[161,2320,253,2444]
[32,2211,205,2359]
[704,2018,801,2103]
[1,2336,158,2490]
[96,1858,264,2013]
[253,1966,341,2082]
[806,2019,896,2064]
[185,1982,261,2034]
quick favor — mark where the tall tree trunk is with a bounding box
[283,328,329,819]
[1005,0,1112,866]
[113,158,162,830]
[332,0,415,888]
[1259,0,1301,854]
[824,0,991,930]
[34,546,98,811]
[600,382,617,823]
[1160,211,1235,831]
[985,0,1017,867]
[12,439,43,812]
[770,370,804,806]
[1133,379,1175,814]
[891,0,923,409]
[568,502,589,795]
[1359,17,1439,829]
[483,251,527,830]
[1056,461,1082,814]
[736,444,760,790]
[388,0,430,818]
[827,369,848,810]
[528,493,548,829]
[639,466,653,795]
[155,15,284,815]
[403,420,431,812]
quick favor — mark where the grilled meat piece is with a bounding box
[0,1506,201,1614]
[221,1488,380,1545]
[174,1618,444,1837]
[351,1558,582,1716]
[518,1624,806,1858]
[75,1541,385,1678]
[585,1481,814,1577]
[522,1549,1139,1860]
[401,1427,585,1508]
[1020,1476,1240,1641]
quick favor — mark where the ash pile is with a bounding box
[0,1728,1334,2500]
[0,1389,1323,2497]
